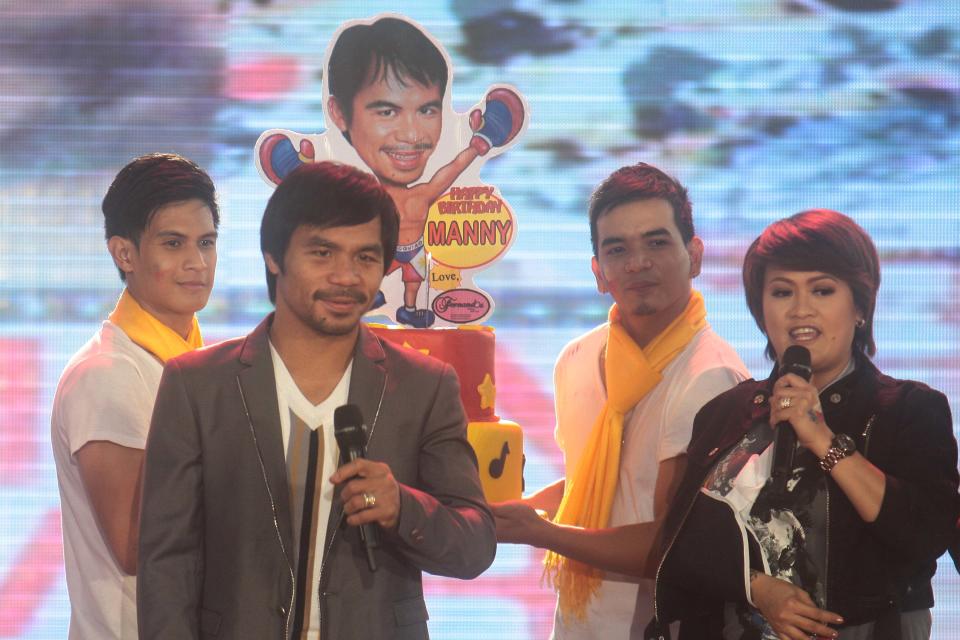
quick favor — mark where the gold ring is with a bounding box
[363,492,376,509]
[779,396,792,410]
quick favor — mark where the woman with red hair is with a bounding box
[645,210,959,640]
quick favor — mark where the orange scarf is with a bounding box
[544,291,707,621]
[107,289,203,363]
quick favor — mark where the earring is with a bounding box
[856,318,865,329]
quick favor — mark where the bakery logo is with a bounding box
[432,289,491,323]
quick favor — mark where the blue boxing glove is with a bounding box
[469,88,525,155]
[258,133,315,185]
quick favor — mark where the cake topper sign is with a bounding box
[255,14,527,327]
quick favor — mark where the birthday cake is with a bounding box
[369,324,523,502]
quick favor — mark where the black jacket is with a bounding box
[650,355,959,639]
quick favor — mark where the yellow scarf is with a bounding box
[107,289,204,363]
[544,290,707,621]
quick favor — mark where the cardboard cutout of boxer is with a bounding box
[255,14,527,327]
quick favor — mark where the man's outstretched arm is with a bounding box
[522,477,565,520]
[493,455,686,578]
[411,146,480,206]
[412,87,525,205]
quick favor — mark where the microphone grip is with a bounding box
[770,346,810,496]
[770,420,796,493]
[359,525,380,572]
[343,446,380,572]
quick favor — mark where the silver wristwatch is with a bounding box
[819,433,856,472]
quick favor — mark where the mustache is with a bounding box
[313,288,368,304]
[382,143,433,152]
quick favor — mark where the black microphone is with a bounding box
[770,345,813,494]
[334,403,379,572]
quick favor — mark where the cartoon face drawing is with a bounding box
[255,15,526,328]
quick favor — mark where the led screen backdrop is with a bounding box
[2,1,959,637]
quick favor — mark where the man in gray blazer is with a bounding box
[137,161,496,639]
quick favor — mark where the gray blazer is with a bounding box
[137,316,495,639]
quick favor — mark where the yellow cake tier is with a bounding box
[468,419,522,503]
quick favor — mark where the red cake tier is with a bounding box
[368,324,497,423]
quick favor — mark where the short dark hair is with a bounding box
[742,209,880,360]
[588,162,694,255]
[328,17,448,125]
[260,162,400,303]
[102,153,218,281]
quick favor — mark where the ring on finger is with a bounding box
[779,396,793,410]
[362,492,377,509]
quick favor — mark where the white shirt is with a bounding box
[51,321,162,640]
[552,323,749,639]
[269,342,351,640]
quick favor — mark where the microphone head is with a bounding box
[779,345,813,382]
[334,404,366,452]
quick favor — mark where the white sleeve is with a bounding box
[58,353,154,455]
[658,365,745,462]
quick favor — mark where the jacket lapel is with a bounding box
[236,314,295,560]
[323,325,387,554]
[347,325,388,447]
